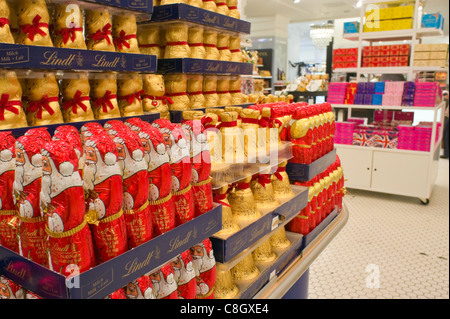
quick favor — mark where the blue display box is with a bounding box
[1,113,161,139]
[421,13,444,30]
[301,207,338,250]
[343,21,360,34]
[0,204,222,299]
[157,58,253,75]
[0,43,157,73]
[150,3,251,35]
[211,185,308,264]
[286,149,337,182]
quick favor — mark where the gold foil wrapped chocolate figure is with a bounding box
[0,70,28,129]
[188,26,206,59]
[271,161,295,202]
[214,0,229,15]
[252,239,277,264]
[85,9,115,52]
[113,14,140,53]
[270,226,291,249]
[165,74,191,111]
[217,77,232,107]
[117,74,145,117]
[251,174,279,214]
[53,3,86,49]
[16,0,53,46]
[204,30,220,60]
[228,176,261,227]
[60,73,95,123]
[142,74,171,120]
[227,0,240,19]
[231,254,260,281]
[0,0,15,44]
[187,75,206,109]
[164,23,190,59]
[89,73,122,120]
[138,24,162,58]
[213,184,240,237]
[203,75,220,108]
[214,267,240,299]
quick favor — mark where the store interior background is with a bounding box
[241,0,449,124]
[241,0,449,299]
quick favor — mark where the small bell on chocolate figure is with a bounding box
[214,268,240,299]
[269,226,291,249]
[252,238,277,264]
[227,176,261,228]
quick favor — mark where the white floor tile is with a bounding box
[308,158,449,299]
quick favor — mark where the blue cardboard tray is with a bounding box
[1,113,161,139]
[0,43,157,73]
[157,58,253,75]
[300,207,339,250]
[150,3,251,34]
[286,149,337,182]
[0,205,222,299]
[211,185,308,264]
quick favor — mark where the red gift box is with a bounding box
[399,49,410,56]
[345,54,358,62]
[399,56,409,63]
[399,44,410,51]
[389,56,399,63]
[333,55,345,63]
[333,48,346,56]
[346,48,358,55]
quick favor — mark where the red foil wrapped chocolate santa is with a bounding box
[83,131,128,263]
[150,263,179,299]
[181,120,213,217]
[53,125,84,177]
[0,132,19,253]
[152,119,195,226]
[40,140,96,276]
[190,239,216,299]
[0,276,25,299]
[125,119,176,236]
[104,121,153,248]
[13,134,49,266]
[123,275,156,299]
[172,249,197,299]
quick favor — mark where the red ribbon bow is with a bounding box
[143,95,174,106]
[217,121,238,129]
[213,193,231,207]
[257,174,272,187]
[20,15,48,42]
[118,90,144,104]
[57,26,83,44]
[261,117,282,128]
[113,30,137,50]
[274,167,286,181]
[62,91,90,114]
[0,18,10,28]
[88,23,112,44]
[93,90,116,113]
[0,94,22,121]
[28,95,59,120]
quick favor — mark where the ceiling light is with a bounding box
[310,21,335,48]
[293,0,301,3]
[355,0,363,8]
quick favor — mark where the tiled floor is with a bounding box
[308,158,449,299]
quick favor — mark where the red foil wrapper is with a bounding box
[191,239,216,299]
[150,263,179,299]
[18,217,48,266]
[124,275,156,299]
[125,118,176,236]
[105,121,152,248]
[41,140,97,274]
[182,120,213,217]
[83,132,127,263]
[286,202,311,236]
[153,120,194,225]
[0,132,18,252]
[47,221,97,276]
[53,126,84,177]
[107,289,127,299]
[0,276,25,299]
[172,250,197,299]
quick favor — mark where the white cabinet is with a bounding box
[336,145,440,202]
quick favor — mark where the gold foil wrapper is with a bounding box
[228,177,261,227]
[137,24,162,58]
[85,9,115,51]
[61,73,95,123]
[0,70,28,129]
[188,26,206,59]
[231,254,260,281]
[251,176,280,214]
[117,75,144,117]
[217,34,231,61]
[252,239,277,264]
[270,227,291,249]
[214,185,240,237]
[164,23,190,59]
[214,268,240,299]
[204,31,220,60]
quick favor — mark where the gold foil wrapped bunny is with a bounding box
[202,0,217,11]
[0,70,28,129]
[165,74,191,111]
[53,3,86,49]
[188,26,206,59]
[164,23,190,59]
[113,14,140,53]
[117,74,145,117]
[203,75,220,108]
[26,73,63,126]
[60,73,94,123]
[229,76,244,105]
[0,0,14,43]
[214,0,229,15]
[142,74,171,120]
[188,0,204,7]
[138,24,162,58]
[229,36,243,62]
[217,77,232,107]
[89,73,122,120]
[16,0,53,46]
[187,75,206,109]
[217,33,231,61]
[85,9,115,52]
[227,0,240,19]
[204,30,220,60]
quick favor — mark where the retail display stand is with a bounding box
[332,0,447,204]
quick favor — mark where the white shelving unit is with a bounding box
[332,0,448,204]
[335,0,448,80]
